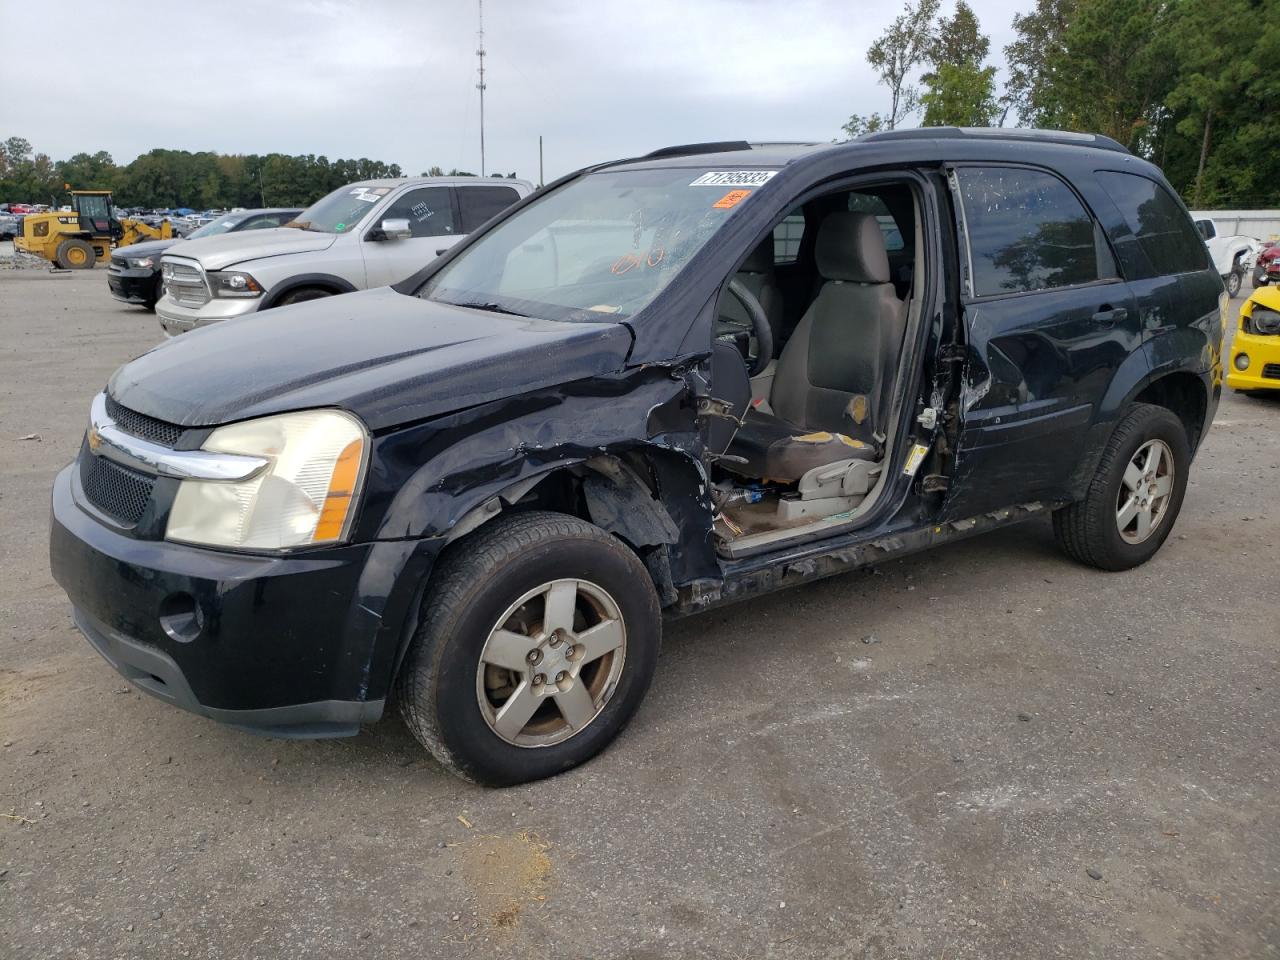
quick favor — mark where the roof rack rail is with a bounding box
[859,126,1130,154]
[643,141,753,159]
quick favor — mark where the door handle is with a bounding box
[1092,305,1128,326]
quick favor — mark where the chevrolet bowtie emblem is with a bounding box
[87,426,102,453]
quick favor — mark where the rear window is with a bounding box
[956,166,1102,297]
[458,185,521,233]
[1096,171,1209,277]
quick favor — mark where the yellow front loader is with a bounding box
[14,190,173,269]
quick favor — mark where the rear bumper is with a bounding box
[1226,331,1280,391]
[49,463,443,737]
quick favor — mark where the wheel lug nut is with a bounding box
[533,674,546,686]
[555,671,567,684]
[526,650,541,664]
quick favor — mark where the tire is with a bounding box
[274,286,334,307]
[55,238,96,270]
[397,510,661,785]
[1052,403,1190,571]
[1226,268,1242,298]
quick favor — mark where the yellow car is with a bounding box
[1227,285,1280,394]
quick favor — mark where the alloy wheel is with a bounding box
[475,578,626,747]
[1116,438,1175,544]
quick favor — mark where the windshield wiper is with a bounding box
[446,300,528,318]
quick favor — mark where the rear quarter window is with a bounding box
[1096,171,1210,278]
[956,166,1102,297]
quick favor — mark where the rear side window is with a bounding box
[382,187,456,238]
[1097,171,1209,277]
[956,166,1101,297]
[457,185,521,233]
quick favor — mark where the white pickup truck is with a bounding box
[1193,217,1260,297]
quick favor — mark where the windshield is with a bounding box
[285,184,392,234]
[421,166,777,322]
[187,213,248,239]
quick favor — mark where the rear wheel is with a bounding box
[55,238,96,270]
[274,286,334,307]
[1226,267,1243,298]
[397,511,661,785]
[1053,403,1190,571]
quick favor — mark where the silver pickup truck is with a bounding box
[156,176,533,336]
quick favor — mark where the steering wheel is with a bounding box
[725,278,774,376]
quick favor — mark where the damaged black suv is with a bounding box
[50,129,1224,785]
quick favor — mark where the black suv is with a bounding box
[50,129,1224,785]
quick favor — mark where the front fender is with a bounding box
[354,364,712,549]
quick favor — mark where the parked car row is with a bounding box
[150,176,532,335]
[107,208,301,309]
[53,129,1232,786]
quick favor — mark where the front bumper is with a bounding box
[107,265,159,305]
[156,294,260,337]
[1226,330,1280,391]
[49,463,442,737]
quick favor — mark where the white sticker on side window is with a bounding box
[689,171,777,188]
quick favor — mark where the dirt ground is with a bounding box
[1,252,1277,959]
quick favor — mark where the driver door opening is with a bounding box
[706,178,925,556]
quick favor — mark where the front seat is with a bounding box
[726,211,906,482]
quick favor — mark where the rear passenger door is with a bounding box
[940,164,1138,520]
[456,183,522,236]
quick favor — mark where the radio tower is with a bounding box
[476,0,487,177]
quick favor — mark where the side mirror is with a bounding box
[377,218,412,240]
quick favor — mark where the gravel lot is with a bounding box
[2,251,1277,959]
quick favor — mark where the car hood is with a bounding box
[160,227,336,270]
[115,238,179,260]
[107,288,635,430]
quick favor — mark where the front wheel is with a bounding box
[1052,403,1190,571]
[274,286,334,307]
[397,511,661,785]
[55,238,96,269]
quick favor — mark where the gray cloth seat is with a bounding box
[718,238,783,342]
[726,211,906,482]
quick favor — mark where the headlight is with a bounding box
[1246,306,1280,335]
[166,409,367,550]
[208,270,264,298]
[126,256,154,269]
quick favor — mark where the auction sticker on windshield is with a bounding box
[712,190,752,209]
[690,171,777,188]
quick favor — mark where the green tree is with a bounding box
[854,0,941,132]
[920,62,999,126]
[1003,0,1074,127]
[919,1,997,127]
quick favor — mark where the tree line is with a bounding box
[0,138,519,210]
[847,0,1280,208]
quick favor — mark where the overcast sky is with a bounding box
[1,0,1028,181]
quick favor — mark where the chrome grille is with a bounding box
[161,257,210,306]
